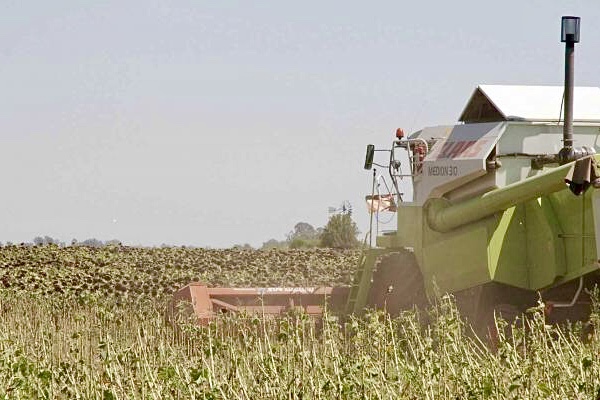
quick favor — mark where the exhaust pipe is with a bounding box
[562,16,577,150]
[557,16,594,164]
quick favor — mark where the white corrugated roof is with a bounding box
[459,85,600,123]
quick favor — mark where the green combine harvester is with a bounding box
[348,15,600,329]
[175,16,600,332]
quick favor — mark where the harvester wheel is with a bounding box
[365,251,428,316]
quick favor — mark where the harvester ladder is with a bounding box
[345,247,391,315]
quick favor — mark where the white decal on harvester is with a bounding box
[427,165,459,176]
[260,287,317,294]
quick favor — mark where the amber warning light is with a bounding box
[396,128,404,139]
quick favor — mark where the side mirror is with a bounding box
[364,144,375,170]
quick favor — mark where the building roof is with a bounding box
[459,85,600,123]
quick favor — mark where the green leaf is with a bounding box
[103,389,116,400]
[582,356,593,370]
[537,383,551,395]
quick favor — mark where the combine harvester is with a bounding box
[174,16,600,330]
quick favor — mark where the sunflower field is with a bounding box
[0,245,359,302]
[1,244,600,399]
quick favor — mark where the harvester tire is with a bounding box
[366,250,428,316]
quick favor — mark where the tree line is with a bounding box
[260,214,360,250]
[0,237,122,248]
[2,214,361,250]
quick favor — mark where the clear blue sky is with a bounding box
[1,1,598,247]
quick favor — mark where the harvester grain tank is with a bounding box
[174,16,600,329]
